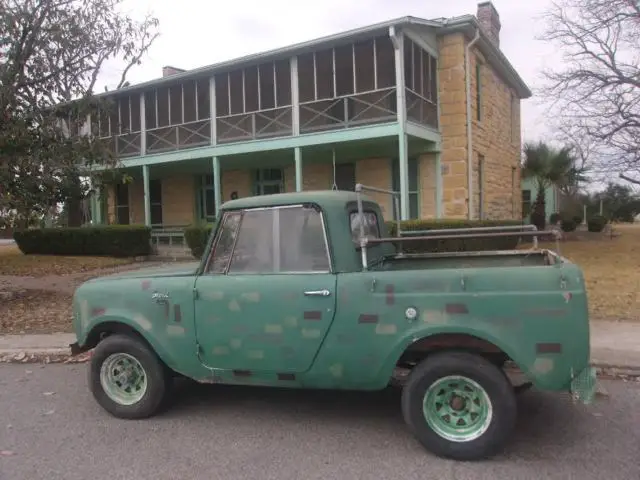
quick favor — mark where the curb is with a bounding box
[1,350,640,380]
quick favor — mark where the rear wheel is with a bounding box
[89,334,172,419]
[401,351,517,461]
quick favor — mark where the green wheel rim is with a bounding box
[100,353,148,406]
[423,375,493,442]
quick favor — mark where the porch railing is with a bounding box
[405,88,438,130]
[299,87,397,134]
[215,106,293,144]
[146,119,212,154]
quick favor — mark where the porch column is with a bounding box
[140,93,146,155]
[290,56,300,136]
[213,156,222,219]
[435,151,443,218]
[142,165,151,226]
[390,27,409,220]
[94,186,103,224]
[294,147,302,192]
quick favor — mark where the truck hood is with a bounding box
[86,261,201,283]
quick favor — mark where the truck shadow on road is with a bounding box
[162,378,609,461]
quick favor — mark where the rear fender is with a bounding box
[378,325,524,384]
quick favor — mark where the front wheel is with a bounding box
[89,334,172,419]
[401,351,517,461]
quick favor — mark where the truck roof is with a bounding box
[220,190,376,211]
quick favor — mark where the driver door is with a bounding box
[193,203,337,374]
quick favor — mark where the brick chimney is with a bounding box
[477,1,501,48]
[162,66,186,77]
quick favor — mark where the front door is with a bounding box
[194,203,336,373]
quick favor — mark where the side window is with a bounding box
[279,206,330,272]
[349,211,380,243]
[225,205,331,274]
[206,212,242,274]
[228,209,275,273]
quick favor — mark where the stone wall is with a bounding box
[436,31,522,220]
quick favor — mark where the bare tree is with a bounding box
[540,0,640,186]
[0,0,159,226]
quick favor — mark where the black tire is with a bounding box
[401,351,517,461]
[89,334,172,419]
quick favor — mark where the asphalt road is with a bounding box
[0,365,638,480]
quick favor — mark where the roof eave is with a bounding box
[437,16,533,99]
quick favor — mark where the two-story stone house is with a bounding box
[84,2,530,236]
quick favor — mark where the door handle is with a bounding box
[304,289,331,297]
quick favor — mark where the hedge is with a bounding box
[13,225,152,257]
[184,218,530,259]
[184,223,215,259]
[587,214,607,233]
[385,219,528,253]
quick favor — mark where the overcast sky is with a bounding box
[104,0,559,143]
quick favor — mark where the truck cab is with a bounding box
[70,187,597,461]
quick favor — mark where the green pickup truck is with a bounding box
[70,186,596,461]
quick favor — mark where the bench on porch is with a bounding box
[150,224,192,258]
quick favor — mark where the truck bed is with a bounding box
[373,249,564,271]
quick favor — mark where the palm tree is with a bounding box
[522,141,587,229]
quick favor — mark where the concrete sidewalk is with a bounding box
[1,321,639,374]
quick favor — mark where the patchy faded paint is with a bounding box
[166,325,186,336]
[203,291,224,301]
[141,280,151,291]
[91,307,106,317]
[174,305,182,323]
[445,303,469,314]
[329,363,343,378]
[264,324,283,334]
[302,328,321,339]
[304,311,322,320]
[241,292,261,302]
[229,338,242,349]
[283,316,298,328]
[533,357,555,374]
[228,299,241,311]
[213,346,230,355]
[248,350,264,359]
[132,313,153,331]
[385,284,395,305]
[375,324,397,335]
[422,309,447,324]
[358,314,378,324]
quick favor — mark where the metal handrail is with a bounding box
[353,183,555,271]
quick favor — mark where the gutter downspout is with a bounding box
[465,27,481,220]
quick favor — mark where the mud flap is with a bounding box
[570,366,598,405]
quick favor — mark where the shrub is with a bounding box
[13,225,152,257]
[529,210,546,231]
[549,213,561,225]
[184,223,215,259]
[587,214,607,233]
[560,217,577,232]
[572,214,583,225]
[384,218,528,253]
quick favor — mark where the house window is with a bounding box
[510,94,518,144]
[255,168,284,195]
[391,157,419,219]
[477,154,485,220]
[196,174,216,222]
[150,179,162,225]
[522,190,532,218]
[115,183,129,224]
[335,163,356,191]
[476,60,482,122]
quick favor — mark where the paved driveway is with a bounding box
[0,364,639,480]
